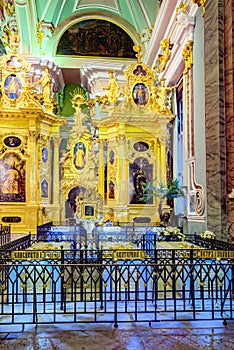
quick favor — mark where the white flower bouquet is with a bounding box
[200,230,216,239]
[158,226,185,241]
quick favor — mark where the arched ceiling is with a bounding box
[14,0,160,61]
[12,0,161,89]
[35,0,158,37]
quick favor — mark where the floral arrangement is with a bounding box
[200,230,216,239]
[158,226,185,241]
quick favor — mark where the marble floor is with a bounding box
[0,320,234,349]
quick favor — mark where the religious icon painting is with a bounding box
[4,136,21,148]
[41,179,48,198]
[4,74,22,99]
[6,55,22,69]
[0,154,26,202]
[133,142,149,152]
[129,157,153,204]
[109,150,115,164]
[132,83,149,107]
[82,204,96,218]
[133,65,147,76]
[42,148,48,163]
[108,181,115,199]
[74,142,86,170]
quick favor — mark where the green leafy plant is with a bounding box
[140,178,184,224]
[141,178,184,203]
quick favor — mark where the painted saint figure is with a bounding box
[133,65,146,76]
[74,142,86,170]
[4,75,21,99]
[108,181,115,199]
[133,168,147,200]
[2,158,21,195]
[133,83,148,106]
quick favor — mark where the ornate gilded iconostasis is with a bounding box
[0,37,66,234]
[61,46,175,224]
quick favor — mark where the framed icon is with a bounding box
[4,74,22,99]
[4,136,21,148]
[82,204,96,218]
[42,147,48,163]
[132,83,149,107]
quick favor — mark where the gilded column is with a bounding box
[156,139,161,183]
[117,135,126,206]
[98,139,105,198]
[159,137,167,185]
[28,130,38,203]
[52,137,61,219]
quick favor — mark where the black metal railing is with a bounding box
[0,234,32,258]
[0,224,11,246]
[0,246,233,329]
[186,234,234,250]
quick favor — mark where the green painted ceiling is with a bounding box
[0,1,160,86]
[35,0,158,35]
[14,0,160,62]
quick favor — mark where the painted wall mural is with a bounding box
[56,19,135,58]
[0,153,26,202]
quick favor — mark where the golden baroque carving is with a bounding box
[34,66,52,104]
[192,0,208,17]
[97,44,175,116]
[39,135,50,147]
[71,93,86,114]
[140,27,153,43]
[182,40,193,74]
[103,70,120,104]
[9,34,20,54]
[29,130,39,141]
[108,162,117,183]
[151,79,175,114]
[133,45,142,63]
[176,2,187,14]
[52,137,62,147]
[157,39,171,72]
[36,21,53,54]
[117,135,125,145]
